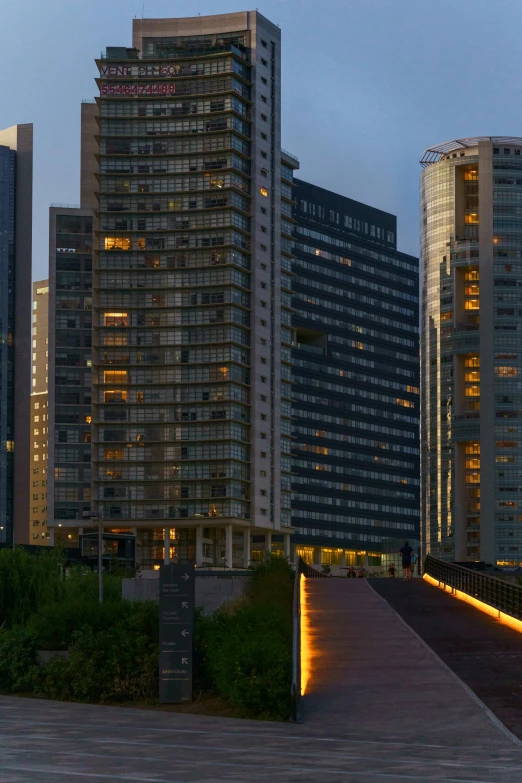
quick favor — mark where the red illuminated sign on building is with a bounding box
[100,83,176,96]
[99,64,182,78]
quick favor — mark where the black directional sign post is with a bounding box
[159,562,195,703]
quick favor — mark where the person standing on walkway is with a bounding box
[356,563,366,578]
[410,550,418,579]
[399,541,414,581]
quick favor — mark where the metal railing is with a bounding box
[424,555,522,619]
[291,558,328,723]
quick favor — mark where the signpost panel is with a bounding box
[159,563,195,703]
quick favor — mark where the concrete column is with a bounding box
[243,529,251,568]
[164,527,170,564]
[340,550,346,568]
[284,533,290,559]
[266,530,272,555]
[49,527,55,546]
[195,525,203,567]
[225,523,233,568]
[314,547,321,565]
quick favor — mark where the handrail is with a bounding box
[424,555,522,619]
[290,557,328,723]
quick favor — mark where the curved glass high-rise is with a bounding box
[420,137,522,566]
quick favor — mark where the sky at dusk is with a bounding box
[2,0,522,281]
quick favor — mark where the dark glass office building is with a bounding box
[0,125,32,546]
[292,180,420,567]
[47,208,93,547]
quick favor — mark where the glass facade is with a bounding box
[49,210,93,547]
[420,137,522,566]
[292,180,420,565]
[0,146,15,544]
[30,281,50,544]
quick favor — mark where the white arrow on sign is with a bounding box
[182,601,189,609]
[181,573,189,581]
[181,629,190,637]
[182,658,188,664]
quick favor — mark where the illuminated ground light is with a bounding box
[424,573,522,634]
[300,574,312,695]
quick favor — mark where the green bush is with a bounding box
[36,601,159,703]
[0,549,294,719]
[0,628,40,693]
[25,598,126,650]
[0,547,65,627]
[199,603,292,720]
[247,553,294,615]
[61,566,124,604]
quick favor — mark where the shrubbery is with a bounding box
[0,601,159,702]
[0,549,294,720]
[194,554,294,720]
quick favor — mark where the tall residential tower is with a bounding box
[421,137,522,566]
[48,12,293,567]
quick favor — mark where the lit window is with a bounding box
[465,299,480,310]
[104,448,124,460]
[104,313,129,327]
[395,397,415,408]
[103,370,128,384]
[495,366,517,377]
[104,237,132,251]
[104,390,127,403]
[465,386,480,397]
[260,187,269,197]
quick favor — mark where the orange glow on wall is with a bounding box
[300,574,312,696]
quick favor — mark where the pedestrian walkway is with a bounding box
[372,577,522,740]
[301,577,522,778]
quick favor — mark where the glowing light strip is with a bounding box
[300,574,312,695]
[424,573,522,634]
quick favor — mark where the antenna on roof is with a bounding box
[142,4,144,19]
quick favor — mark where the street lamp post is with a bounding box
[95,517,103,604]
[83,511,103,604]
